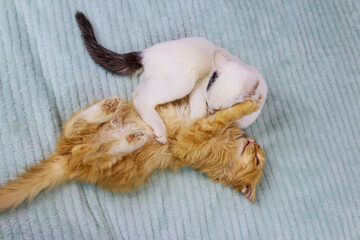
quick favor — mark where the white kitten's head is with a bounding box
[206,51,262,113]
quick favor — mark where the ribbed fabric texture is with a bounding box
[0,0,359,239]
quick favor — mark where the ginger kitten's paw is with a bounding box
[79,96,123,124]
[125,131,148,152]
[126,132,145,143]
[102,97,121,114]
[241,100,260,113]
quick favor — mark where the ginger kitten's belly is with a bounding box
[91,113,154,145]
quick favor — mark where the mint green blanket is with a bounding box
[0,0,359,239]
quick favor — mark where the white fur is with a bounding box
[206,53,268,128]
[133,37,267,143]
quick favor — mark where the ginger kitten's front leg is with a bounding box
[198,99,261,134]
[209,98,262,130]
[176,98,262,145]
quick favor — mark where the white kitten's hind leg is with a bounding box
[189,80,208,119]
[133,96,167,144]
[133,79,195,144]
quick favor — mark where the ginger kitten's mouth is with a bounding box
[240,137,256,155]
[241,140,251,155]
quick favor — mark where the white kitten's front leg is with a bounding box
[189,81,208,119]
[134,98,167,144]
[133,87,168,144]
[133,78,195,144]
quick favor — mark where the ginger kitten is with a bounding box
[0,97,265,212]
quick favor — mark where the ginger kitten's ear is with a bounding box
[242,184,256,203]
[213,50,229,69]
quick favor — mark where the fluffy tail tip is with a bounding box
[75,11,85,21]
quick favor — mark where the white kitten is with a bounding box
[76,12,267,143]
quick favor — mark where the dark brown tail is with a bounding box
[75,11,143,75]
[0,154,68,212]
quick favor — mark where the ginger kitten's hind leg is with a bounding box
[80,96,122,124]
[76,131,147,170]
[63,96,123,138]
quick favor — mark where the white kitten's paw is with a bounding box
[155,134,167,144]
[154,127,167,144]
[152,122,167,144]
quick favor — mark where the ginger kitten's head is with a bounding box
[217,130,265,203]
[233,135,265,202]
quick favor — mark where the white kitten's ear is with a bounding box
[213,50,229,69]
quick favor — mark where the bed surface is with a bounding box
[0,0,359,239]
